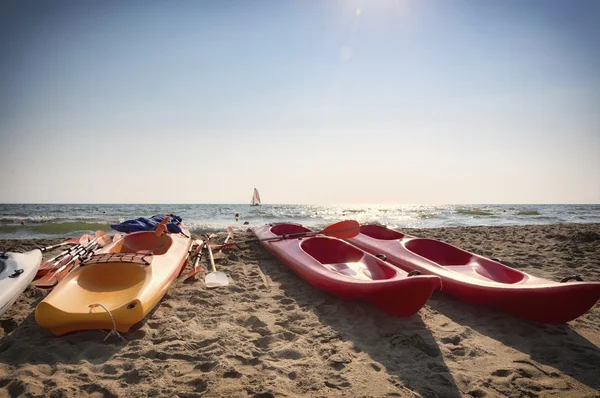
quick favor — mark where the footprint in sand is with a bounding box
[194,361,219,372]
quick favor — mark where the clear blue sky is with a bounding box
[1,0,598,204]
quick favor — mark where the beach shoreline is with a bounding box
[1,223,599,397]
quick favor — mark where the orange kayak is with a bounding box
[35,228,191,336]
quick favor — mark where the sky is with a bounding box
[1,0,599,204]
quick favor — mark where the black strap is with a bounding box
[560,274,583,283]
[407,270,422,277]
[0,252,8,259]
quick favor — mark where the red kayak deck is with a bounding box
[253,223,441,318]
[346,225,600,323]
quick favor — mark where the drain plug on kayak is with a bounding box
[127,302,137,310]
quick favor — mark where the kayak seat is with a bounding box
[73,262,146,308]
[360,225,405,240]
[405,239,525,284]
[110,232,172,256]
[323,262,374,281]
[301,237,396,281]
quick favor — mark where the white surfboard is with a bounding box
[0,250,43,317]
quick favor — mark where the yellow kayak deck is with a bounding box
[35,230,191,336]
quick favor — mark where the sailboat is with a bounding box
[250,188,261,206]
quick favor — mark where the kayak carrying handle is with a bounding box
[560,275,583,283]
[376,254,387,261]
[9,269,24,278]
[407,270,422,277]
[88,303,124,342]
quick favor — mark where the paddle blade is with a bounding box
[205,271,229,288]
[319,220,360,239]
[155,216,171,236]
[95,231,111,247]
[226,226,234,240]
[80,234,94,245]
[212,251,225,260]
[113,233,122,242]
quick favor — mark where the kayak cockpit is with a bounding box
[404,238,525,284]
[301,237,396,281]
[76,262,146,294]
[270,224,311,235]
[110,232,172,255]
[360,225,405,240]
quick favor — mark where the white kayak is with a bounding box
[0,250,43,316]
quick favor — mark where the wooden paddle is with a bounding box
[213,220,360,249]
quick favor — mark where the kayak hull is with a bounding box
[253,223,441,317]
[35,229,191,335]
[346,225,600,323]
[0,250,42,316]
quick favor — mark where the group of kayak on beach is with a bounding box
[1,213,600,341]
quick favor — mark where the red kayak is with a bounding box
[346,225,600,323]
[253,223,441,317]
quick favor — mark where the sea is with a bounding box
[0,204,599,240]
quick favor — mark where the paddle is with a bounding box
[155,216,171,236]
[33,239,99,287]
[211,226,234,260]
[112,233,122,242]
[53,231,112,282]
[37,237,85,253]
[204,235,229,288]
[37,234,95,276]
[213,220,360,249]
[184,239,206,280]
[34,231,111,288]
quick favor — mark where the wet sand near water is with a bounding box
[1,223,599,397]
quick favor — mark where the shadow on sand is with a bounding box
[427,292,600,391]
[257,251,463,398]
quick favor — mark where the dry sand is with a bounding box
[0,223,599,397]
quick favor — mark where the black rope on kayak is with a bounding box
[407,270,422,277]
[9,269,24,278]
[0,252,7,259]
[560,274,584,283]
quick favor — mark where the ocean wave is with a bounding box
[455,208,493,216]
[516,210,541,216]
[0,222,112,235]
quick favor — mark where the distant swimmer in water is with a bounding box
[20,220,25,225]
[235,213,240,222]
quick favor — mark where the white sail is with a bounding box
[250,188,261,206]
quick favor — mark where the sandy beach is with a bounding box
[0,223,599,397]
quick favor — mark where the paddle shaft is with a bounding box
[52,239,98,274]
[207,240,216,273]
[44,244,84,264]
[38,240,75,253]
[217,230,320,249]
